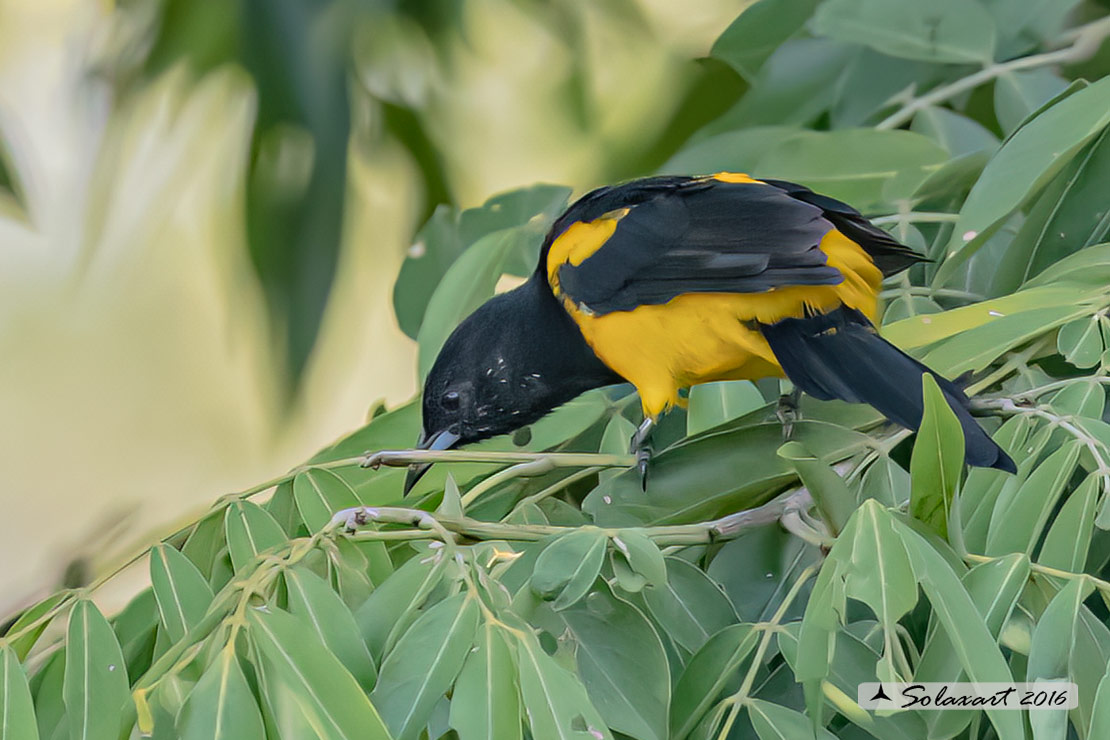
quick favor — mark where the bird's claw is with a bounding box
[636,445,652,490]
[629,417,656,491]
[776,389,802,441]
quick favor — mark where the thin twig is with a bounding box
[971,397,1110,495]
[361,449,635,469]
[870,212,960,226]
[876,16,1110,130]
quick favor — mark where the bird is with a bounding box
[405,173,1016,493]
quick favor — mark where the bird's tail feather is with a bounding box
[761,306,1016,473]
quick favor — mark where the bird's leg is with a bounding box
[629,417,656,490]
[776,386,803,440]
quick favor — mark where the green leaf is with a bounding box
[911,106,999,157]
[937,75,1110,285]
[996,127,1110,291]
[669,624,758,740]
[910,374,965,538]
[1040,474,1100,571]
[706,40,853,132]
[611,529,667,589]
[995,69,1069,136]
[248,607,393,740]
[778,440,855,536]
[687,381,765,436]
[29,650,66,740]
[708,524,819,623]
[985,440,1081,555]
[371,592,479,740]
[843,502,918,680]
[1050,379,1106,419]
[224,501,287,572]
[561,590,670,740]
[449,622,521,740]
[753,128,948,210]
[710,0,819,80]
[893,520,1024,740]
[514,627,613,740]
[265,480,301,535]
[531,528,607,609]
[586,409,874,526]
[5,593,67,661]
[356,551,446,661]
[1090,662,1110,740]
[180,510,227,578]
[915,553,1029,738]
[813,0,996,64]
[437,473,463,518]
[748,699,836,740]
[1058,316,1104,368]
[780,624,927,740]
[858,455,910,508]
[149,544,214,643]
[1028,577,1092,682]
[598,415,638,482]
[416,224,546,380]
[659,127,801,177]
[176,649,264,740]
[293,468,362,532]
[0,646,38,740]
[644,557,737,654]
[285,568,377,692]
[393,206,465,339]
[63,600,130,740]
[1027,577,1092,739]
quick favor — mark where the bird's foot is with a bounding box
[776,388,803,441]
[629,417,656,491]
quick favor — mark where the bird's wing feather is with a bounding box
[552,180,844,315]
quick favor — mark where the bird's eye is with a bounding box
[442,391,460,411]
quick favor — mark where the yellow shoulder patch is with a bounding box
[709,172,765,185]
[545,211,624,291]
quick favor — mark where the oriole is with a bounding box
[406,173,1015,492]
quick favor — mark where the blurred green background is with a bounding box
[0,0,746,612]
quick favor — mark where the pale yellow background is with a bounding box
[0,0,743,613]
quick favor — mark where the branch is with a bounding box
[330,485,817,547]
[876,16,1110,130]
[971,397,1110,495]
[360,449,635,469]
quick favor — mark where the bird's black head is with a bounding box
[405,276,621,493]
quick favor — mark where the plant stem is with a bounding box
[871,212,960,226]
[964,553,1110,596]
[876,16,1110,130]
[971,397,1110,497]
[361,449,635,469]
[334,486,815,547]
[506,467,601,517]
[715,564,820,739]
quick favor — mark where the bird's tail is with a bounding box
[761,306,1016,473]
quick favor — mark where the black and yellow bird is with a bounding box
[406,173,1015,492]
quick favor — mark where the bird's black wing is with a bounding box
[759,179,928,276]
[552,178,845,315]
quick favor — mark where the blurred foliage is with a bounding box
[9,1,1110,739]
[132,0,746,388]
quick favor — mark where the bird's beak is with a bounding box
[403,428,461,495]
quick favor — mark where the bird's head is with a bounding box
[405,286,565,493]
